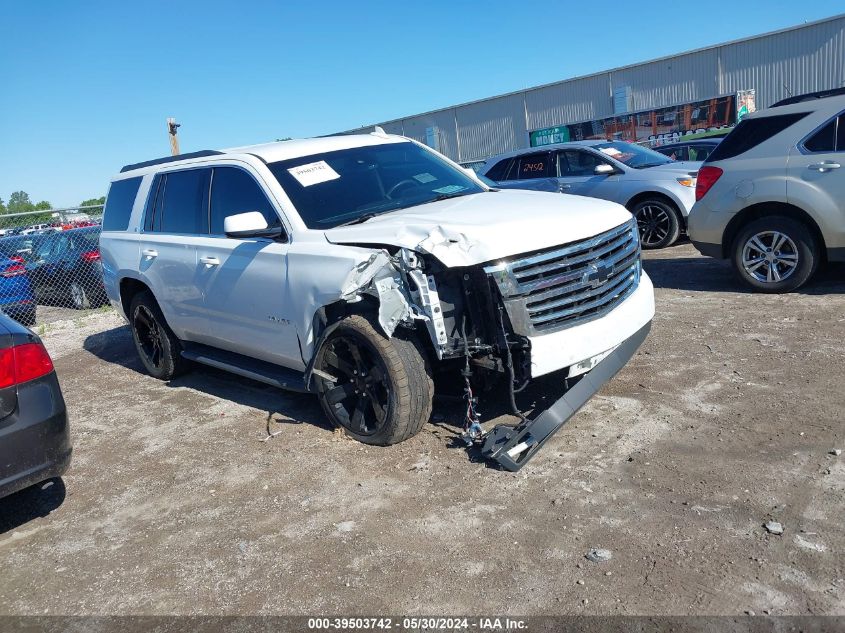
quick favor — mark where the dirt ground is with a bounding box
[0,243,843,616]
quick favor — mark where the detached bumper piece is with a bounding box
[481,321,652,471]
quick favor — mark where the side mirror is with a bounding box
[594,164,615,175]
[224,211,283,239]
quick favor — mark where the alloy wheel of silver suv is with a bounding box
[731,216,819,293]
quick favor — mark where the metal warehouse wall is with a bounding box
[346,14,845,163]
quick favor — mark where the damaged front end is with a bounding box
[324,218,651,472]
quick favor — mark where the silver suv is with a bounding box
[98,132,654,471]
[481,141,701,249]
[689,90,845,293]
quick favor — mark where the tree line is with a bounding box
[0,191,105,226]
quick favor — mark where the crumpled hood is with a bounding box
[324,189,633,267]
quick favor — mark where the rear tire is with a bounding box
[630,199,681,249]
[730,216,818,293]
[313,315,434,446]
[129,291,190,380]
[69,281,91,310]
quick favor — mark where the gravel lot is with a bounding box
[1,243,843,616]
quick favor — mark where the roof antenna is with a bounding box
[372,125,388,137]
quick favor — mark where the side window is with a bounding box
[688,146,712,161]
[516,153,551,180]
[485,158,514,181]
[673,146,689,161]
[838,114,845,151]
[209,167,281,235]
[143,174,163,232]
[804,119,836,153]
[559,150,607,176]
[804,114,844,153]
[708,112,810,161]
[102,176,142,231]
[153,169,210,235]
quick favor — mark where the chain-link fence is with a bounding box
[0,204,110,328]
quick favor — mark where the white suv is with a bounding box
[99,132,654,470]
[689,90,845,292]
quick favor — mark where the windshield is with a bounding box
[267,142,486,229]
[593,141,673,169]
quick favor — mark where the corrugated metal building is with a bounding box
[347,14,845,164]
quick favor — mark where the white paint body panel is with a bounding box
[325,189,633,267]
[102,133,655,379]
[528,273,654,377]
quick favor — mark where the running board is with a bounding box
[481,321,652,472]
[181,343,309,393]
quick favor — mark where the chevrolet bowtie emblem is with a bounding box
[583,263,611,289]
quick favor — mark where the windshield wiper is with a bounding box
[333,213,381,228]
[635,162,670,169]
[432,191,474,202]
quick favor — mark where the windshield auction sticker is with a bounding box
[598,147,623,157]
[288,160,341,187]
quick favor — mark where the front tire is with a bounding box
[314,315,434,446]
[731,216,818,293]
[129,291,190,380]
[631,199,681,249]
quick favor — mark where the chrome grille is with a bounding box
[485,219,641,335]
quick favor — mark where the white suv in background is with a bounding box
[689,90,845,292]
[99,132,654,471]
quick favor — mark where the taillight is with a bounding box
[695,166,724,201]
[0,264,26,278]
[0,342,55,388]
[81,251,100,262]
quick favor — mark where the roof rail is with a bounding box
[120,150,224,173]
[771,87,845,108]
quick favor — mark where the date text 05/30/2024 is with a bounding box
[307,617,528,630]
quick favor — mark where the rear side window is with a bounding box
[803,113,845,152]
[485,158,514,181]
[209,167,280,235]
[516,153,552,179]
[102,177,142,231]
[838,115,845,150]
[147,169,210,234]
[707,113,810,162]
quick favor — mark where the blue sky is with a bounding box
[0,1,841,207]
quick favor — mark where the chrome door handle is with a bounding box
[808,162,841,172]
[142,249,158,258]
[199,256,220,266]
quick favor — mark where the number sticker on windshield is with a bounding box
[287,160,340,187]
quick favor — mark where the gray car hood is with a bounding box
[324,189,633,268]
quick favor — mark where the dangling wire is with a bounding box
[497,305,528,424]
[460,315,483,446]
